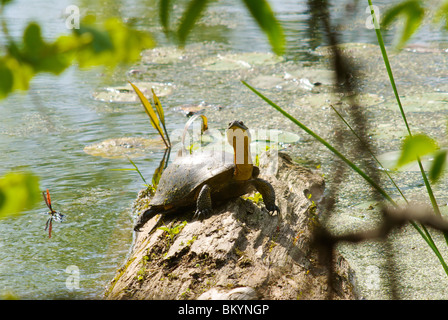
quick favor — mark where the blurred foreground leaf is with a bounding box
[381,0,425,49]
[0,16,154,99]
[434,0,448,29]
[0,60,14,98]
[177,0,209,46]
[74,16,155,68]
[241,0,285,55]
[396,134,438,168]
[159,0,171,33]
[161,0,284,55]
[430,150,447,183]
[0,171,40,219]
[21,23,71,74]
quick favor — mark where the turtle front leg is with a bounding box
[252,178,280,215]
[194,184,213,220]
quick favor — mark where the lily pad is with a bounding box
[404,44,446,54]
[92,82,174,103]
[251,129,301,153]
[183,128,300,156]
[83,137,165,159]
[376,150,443,172]
[284,68,335,86]
[141,47,188,65]
[249,75,286,90]
[196,128,300,155]
[249,68,335,92]
[381,93,448,113]
[314,42,380,57]
[251,129,300,144]
[201,52,283,71]
[369,123,409,141]
[175,103,223,117]
[295,92,384,108]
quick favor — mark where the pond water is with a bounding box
[0,0,448,299]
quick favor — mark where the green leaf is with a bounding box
[0,59,14,98]
[73,16,154,68]
[104,17,154,64]
[75,15,114,53]
[381,0,425,49]
[4,57,34,91]
[21,22,71,74]
[241,0,285,55]
[73,16,115,68]
[0,171,40,219]
[1,0,13,6]
[434,0,448,29]
[0,16,154,100]
[23,23,45,56]
[177,0,209,46]
[396,134,438,168]
[430,150,447,183]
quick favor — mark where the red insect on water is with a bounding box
[42,189,64,238]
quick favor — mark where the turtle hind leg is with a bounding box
[134,208,158,231]
[194,184,213,220]
[252,178,280,215]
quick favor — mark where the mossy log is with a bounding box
[104,151,355,300]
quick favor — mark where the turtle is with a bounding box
[134,120,279,231]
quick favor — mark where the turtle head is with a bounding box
[227,120,248,131]
[226,120,253,180]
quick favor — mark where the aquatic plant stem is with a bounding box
[242,81,393,205]
[368,0,448,248]
[127,156,148,185]
[242,80,448,276]
[331,105,444,259]
[367,0,440,215]
[330,105,407,201]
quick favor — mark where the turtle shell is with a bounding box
[150,151,238,208]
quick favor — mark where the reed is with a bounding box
[129,81,171,149]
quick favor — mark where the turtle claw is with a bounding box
[193,208,212,220]
[134,208,157,232]
[134,217,146,232]
[133,222,144,232]
[266,204,280,216]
